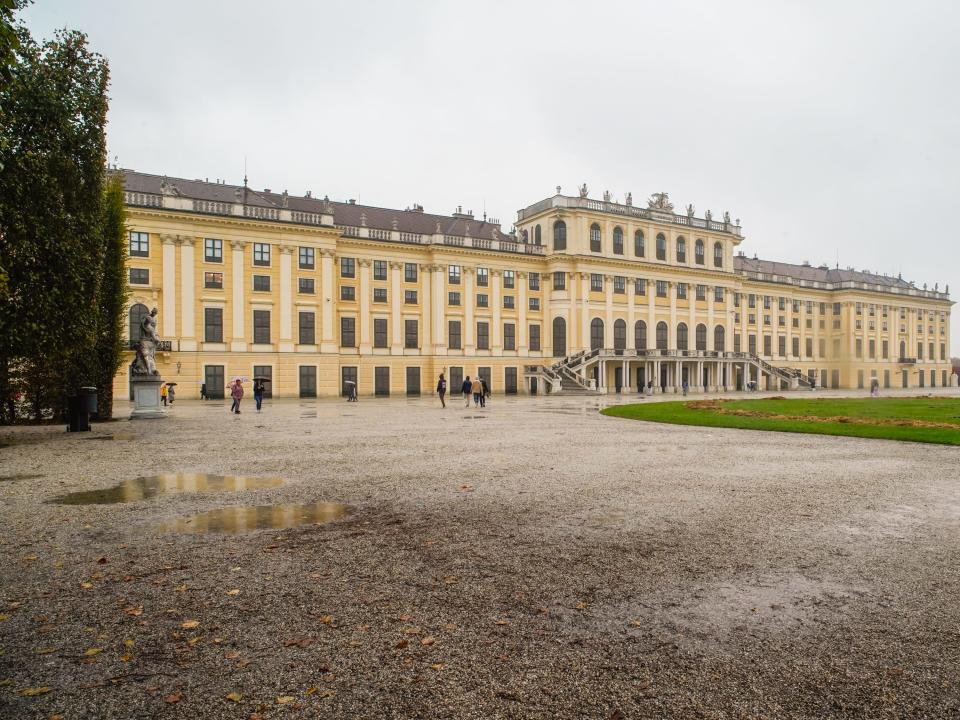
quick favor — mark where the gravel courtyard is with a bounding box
[1,390,959,719]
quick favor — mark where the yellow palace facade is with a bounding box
[116,171,953,399]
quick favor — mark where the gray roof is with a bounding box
[734,255,915,289]
[120,170,513,241]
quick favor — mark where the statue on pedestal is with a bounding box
[132,308,161,376]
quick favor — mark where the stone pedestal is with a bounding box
[130,376,166,419]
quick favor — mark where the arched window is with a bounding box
[590,318,604,350]
[129,303,149,346]
[676,237,686,263]
[614,319,626,349]
[656,321,668,350]
[713,241,723,268]
[553,317,566,357]
[696,323,707,351]
[553,221,567,251]
[677,322,688,350]
[634,230,645,257]
[714,325,725,351]
[695,239,704,265]
[534,224,542,245]
[612,227,624,255]
[590,224,601,252]
[634,320,647,350]
[656,233,666,261]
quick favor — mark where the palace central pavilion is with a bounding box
[116,171,953,399]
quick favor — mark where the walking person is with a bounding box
[167,384,175,404]
[682,379,689,397]
[480,376,489,408]
[230,379,244,414]
[462,376,472,407]
[436,373,447,408]
[471,376,483,408]
[160,383,168,406]
[253,379,265,413]
[200,383,207,401]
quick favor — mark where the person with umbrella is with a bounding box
[229,378,244,414]
[253,376,267,413]
[344,380,358,402]
[167,382,177,404]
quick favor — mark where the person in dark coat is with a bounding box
[436,373,446,408]
[253,380,265,412]
[461,376,472,407]
[480,377,490,407]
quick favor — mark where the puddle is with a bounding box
[49,473,285,505]
[160,502,349,534]
[301,412,317,418]
[463,415,487,419]
[0,473,44,482]
[88,433,136,441]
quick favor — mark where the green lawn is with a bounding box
[601,397,960,445]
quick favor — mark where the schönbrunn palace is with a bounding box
[116,171,954,399]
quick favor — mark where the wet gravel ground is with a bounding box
[1,389,959,719]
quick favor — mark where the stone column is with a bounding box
[785,299,793,360]
[627,279,636,350]
[604,275,614,348]
[464,267,475,353]
[359,259,372,353]
[432,265,445,354]
[518,272,528,352]
[647,283,655,350]
[320,250,337,353]
[668,282,677,349]
[390,261,403,352]
[813,303,821,361]
[580,272,590,352]
[178,235,196,350]
[279,245,294,352]
[491,270,502,352]
[848,302,856,360]
[420,263,432,352]
[567,271,577,352]
[230,240,246,351]
[706,286,715,351]
[541,273,551,356]
[161,235,177,338]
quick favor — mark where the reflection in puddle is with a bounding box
[49,473,285,505]
[88,433,136,441]
[161,502,349,534]
[0,473,44,482]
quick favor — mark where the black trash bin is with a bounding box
[66,387,97,432]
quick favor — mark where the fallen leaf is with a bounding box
[305,687,317,696]
[164,691,182,704]
[90,572,104,580]
[174,584,187,592]
[181,620,200,629]
[225,650,241,660]
[443,576,459,584]
[19,686,52,696]
[318,689,335,698]
[120,654,132,662]
[83,647,103,656]
[319,614,334,625]
[96,557,107,564]
[49,715,65,720]
[36,648,57,655]
[282,637,312,648]
[226,589,240,596]
[225,691,243,702]
[123,638,135,648]
[430,663,445,670]
[574,602,587,611]
[188,636,203,646]
[420,636,436,646]
[0,614,9,621]
[394,639,409,649]
[397,613,411,622]
[23,554,38,561]
[444,623,457,631]
[494,619,509,626]
[80,582,93,589]
[403,626,421,635]
[629,620,643,628]
[277,696,295,704]
[123,606,143,616]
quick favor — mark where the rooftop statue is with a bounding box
[625,192,633,206]
[686,203,695,217]
[647,192,674,212]
[132,308,161,376]
[579,183,589,199]
[603,190,611,202]
[724,211,731,224]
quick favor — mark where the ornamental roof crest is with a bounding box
[647,192,673,212]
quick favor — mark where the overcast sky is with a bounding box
[23,0,960,354]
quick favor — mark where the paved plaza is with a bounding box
[1,390,959,718]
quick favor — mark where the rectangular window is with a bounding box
[503,323,516,351]
[129,231,149,257]
[340,285,356,301]
[553,271,565,290]
[340,317,356,347]
[734,293,741,308]
[253,309,271,344]
[636,278,647,296]
[449,366,462,393]
[404,319,418,349]
[529,297,540,311]
[778,297,786,311]
[252,365,272,398]
[448,291,461,306]
[298,277,315,294]
[806,338,813,358]
[763,296,771,310]
[763,335,771,356]
[253,243,271,267]
[477,293,488,308]
[204,365,225,399]
[856,302,862,315]
[763,314,770,326]
[819,339,826,358]
[341,367,358,398]
[748,294,756,309]
[404,290,418,304]
[404,263,417,282]
[734,334,741,353]
[341,257,355,278]
[204,238,222,263]
[448,265,461,284]
[529,324,541,351]
[677,283,687,300]
[778,335,786,356]
[253,274,271,292]
[298,366,317,398]
[833,302,841,315]
[714,286,724,302]
[299,311,315,345]
[792,337,800,357]
[614,276,625,294]
[503,270,515,289]
[868,339,875,359]
[374,318,388,348]
[298,246,314,270]
[503,295,515,309]
[528,272,540,291]
[204,308,223,343]
[656,281,667,298]
[405,367,421,396]
[505,367,518,394]
[448,321,462,350]
[373,288,387,303]
[129,268,149,284]
[696,284,706,301]
[590,273,603,292]
[749,334,757,354]
[477,321,489,350]
[373,260,387,281]
[882,340,889,359]
[477,268,489,287]
[375,367,390,396]
[204,271,223,289]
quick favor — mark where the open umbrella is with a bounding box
[164,382,178,387]
[252,376,271,382]
[230,376,249,383]
[343,380,356,386]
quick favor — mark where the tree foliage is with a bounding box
[0,8,116,423]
